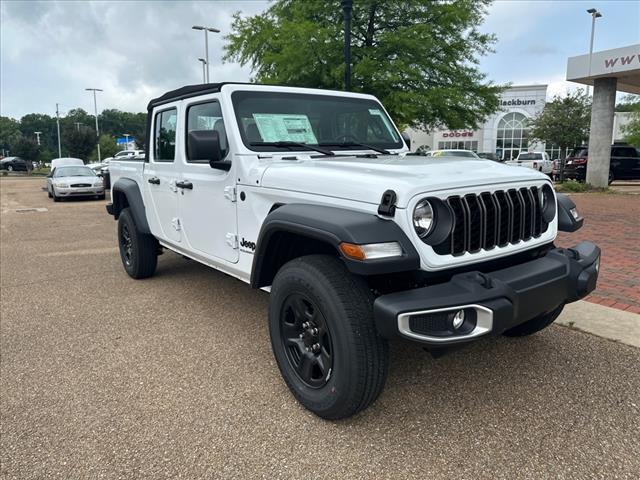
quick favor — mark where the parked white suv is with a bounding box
[106,83,600,419]
[506,151,553,175]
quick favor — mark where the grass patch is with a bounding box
[555,180,611,193]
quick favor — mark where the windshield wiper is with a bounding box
[249,141,334,156]
[318,142,391,155]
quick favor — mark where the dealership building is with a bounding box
[406,84,631,161]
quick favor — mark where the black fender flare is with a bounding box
[556,193,584,232]
[108,178,151,234]
[250,204,420,288]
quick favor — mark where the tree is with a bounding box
[63,126,96,161]
[529,91,591,154]
[10,136,41,161]
[0,116,21,154]
[89,134,119,161]
[224,0,504,130]
[620,95,640,147]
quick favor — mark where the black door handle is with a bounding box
[175,180,193,190]
[147,177,160,185]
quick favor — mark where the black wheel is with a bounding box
[7,166,13,172]
[117,207,157,279]
[269,255,388,420]
[99,193,106,200]
[503,304,564,337]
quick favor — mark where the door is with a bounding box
[178,98,238,263]
[143,106,181,243]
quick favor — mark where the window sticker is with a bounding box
[252,113,318,144]
[368,109,399,141]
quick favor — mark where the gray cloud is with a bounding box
[1,0,269,118]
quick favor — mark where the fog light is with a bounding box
[452,310,465,330]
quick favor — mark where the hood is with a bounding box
[260,155,548,208]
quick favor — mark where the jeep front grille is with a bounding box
[433,187,549,256]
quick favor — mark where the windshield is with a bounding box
[568,148,588,158]
[518,153,542,160]
[232,91,403,152]
[54,166,95,177]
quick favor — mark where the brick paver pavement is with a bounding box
[557,193,640,313]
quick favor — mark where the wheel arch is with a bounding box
[109,178,151,234]
[250,204,420,288]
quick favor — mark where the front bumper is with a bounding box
[55,186,105,197]
[562,164,586,180]
[374,241,600,346]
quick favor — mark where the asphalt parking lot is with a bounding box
[1,177,639,479]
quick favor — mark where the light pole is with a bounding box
[341,0,353,91]
[192,25,220,83]
[55,103,62,158]
[85,88,103,161]
[586,8,602,96]
[123,133,131,150]
[34,131,42,145]
[198,57,207,84]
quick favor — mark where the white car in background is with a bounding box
[422,149,481,159]
[46,165,105,202]
[506,152,553,175]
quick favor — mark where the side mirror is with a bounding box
[401,132,411,150]
[187,130,229,170]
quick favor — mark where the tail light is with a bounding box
[573,157,587,165]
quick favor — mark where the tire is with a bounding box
[99,193,106,200]
[117,207,158,279]
[7,166,13,172]
[503,303,564,337]
[268,255,389,420]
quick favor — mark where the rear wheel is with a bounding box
[503,304,564,337]
[117,207,157,279]
[269,255,389,420]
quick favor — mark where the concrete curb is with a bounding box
[556,300,640,348]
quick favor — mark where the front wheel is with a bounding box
[117,208,158,279]
[269,255,389,420]
[503,304,564,337]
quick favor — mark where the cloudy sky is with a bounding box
[1,0,638,120]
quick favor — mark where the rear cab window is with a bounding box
[154,108,178,162]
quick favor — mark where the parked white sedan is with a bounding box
[506,152,553,175]
[46,165,105,202]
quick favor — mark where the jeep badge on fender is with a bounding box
[105,83,601,420]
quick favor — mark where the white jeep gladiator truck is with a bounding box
[107,83,600,419]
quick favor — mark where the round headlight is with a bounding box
[539,184,556,222]
[413,199,434,238]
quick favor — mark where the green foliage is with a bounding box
[1,109,147,160]
[555,180,610,193]
[224,0,504,130]
[10,136,40,161]
[0,116,21,152]
[63,126,96,161]
[620,95,640,147]
[89,134,119,162]
[529,91,591,151]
